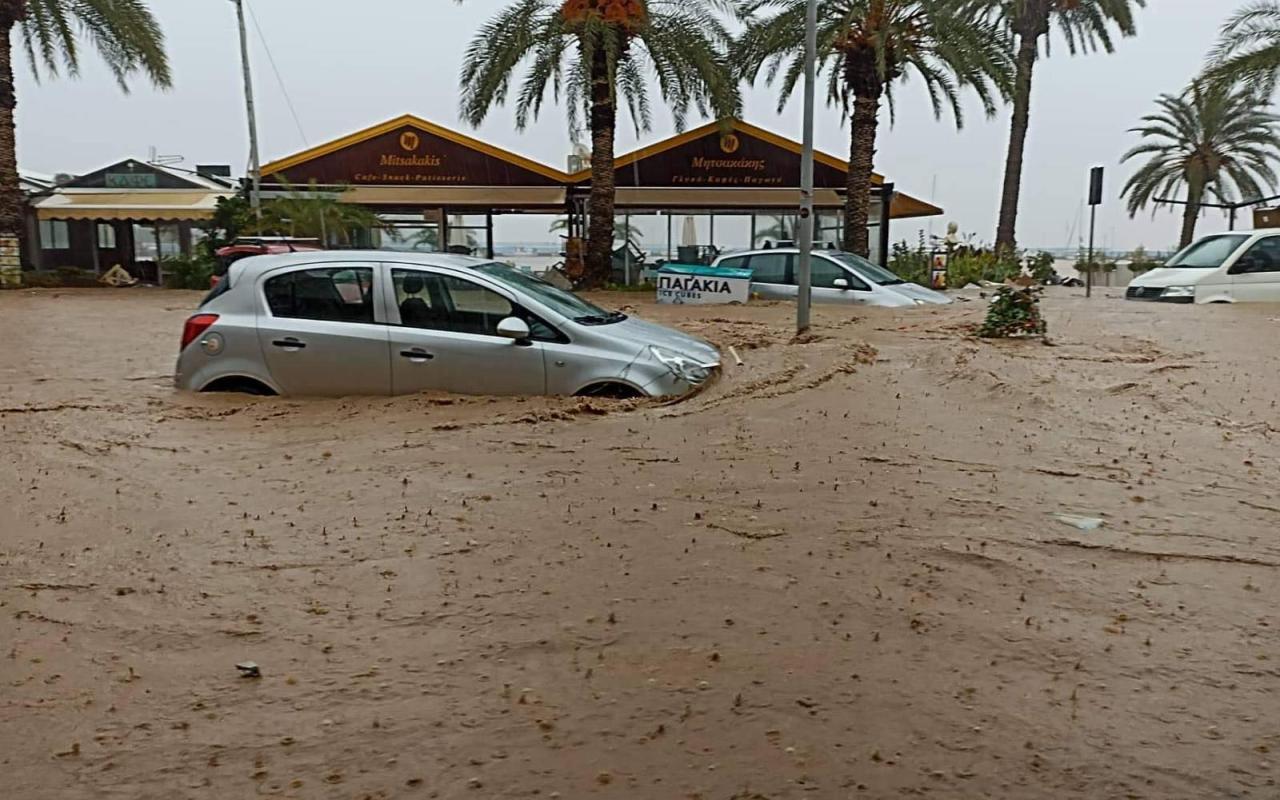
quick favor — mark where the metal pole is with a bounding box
[1229,206,1237,231]
[233,0,262,222]
[796,0,818,335]
[1086,204,1097,299]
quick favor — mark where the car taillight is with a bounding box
[181,314,220,351]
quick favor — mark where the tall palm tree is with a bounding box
[1208,1,1280,94]
[1120,80,1280,248]
[0,0,170,287]
[993,0,1144,255]
[460,0,740,288]
[736,0,1011,259]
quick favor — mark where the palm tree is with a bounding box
[1208,1,1280,94]
[1120,80,1280,248]
[993,0,1144,255]
[259,181,387,247]
[550,215,643,251]
[736,0,1011,259]
[460,0,740,288]
[0,0,170,287]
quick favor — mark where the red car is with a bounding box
[213,237,323,282]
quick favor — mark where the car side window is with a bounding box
[1232,236,1280,274]
[264,267,374,323]
[747,253,789,284]
[717,256,747,269]
[811,257,870,290]
[393,269,529,338]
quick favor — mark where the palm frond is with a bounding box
[21,0,171,90]
[1121,79,1280,218]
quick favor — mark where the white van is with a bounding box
[1126,230,1280,304]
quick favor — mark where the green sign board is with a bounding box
[105,172,158,189]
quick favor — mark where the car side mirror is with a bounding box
[1229,257,1256,275]
[833,278,849,290]
[496,316,531,343]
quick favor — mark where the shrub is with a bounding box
[1074,248,1117,275]
[21,268,101,288]
[948,251,1020,287]
[1026,251,1056,283]
[979,285,1047,338]
[162,255,216,290]
[1127,246,1161,274]
[889,235,931,285]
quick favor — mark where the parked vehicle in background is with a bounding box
[177,252,720,399]
[1124,231,1280,303]
[712,248,952,307]
[214,237,323,276]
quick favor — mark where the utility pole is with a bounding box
[232,0,262,222]
[796,0,817,335]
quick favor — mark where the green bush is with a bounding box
[21,268,101,288]
[888,236,931,285]
[1026,251,1056,283]
[162,255,216,290]
[948,251,1020,287]
[1127,246,1161,275]
[979,285,1047,338]
[889,232,1024,288]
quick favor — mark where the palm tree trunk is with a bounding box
[0,7,24,288]
[1179,184,1203,248]
[843,91,881,258]
[995,28,1041,256]
[583,44,616,290]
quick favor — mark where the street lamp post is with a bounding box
[232,0,262,221]
[796,0,817,335]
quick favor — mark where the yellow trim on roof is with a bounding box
[566,119,879,183]
[260,114,571,183]
[890,194,944,219]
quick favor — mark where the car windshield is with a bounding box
[473,262,626,325]
[826,251,906,285]
[1164,234,1249,268]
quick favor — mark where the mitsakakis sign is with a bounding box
[262,122,563,187]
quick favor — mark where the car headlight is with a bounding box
[1161,286,1196,298]
[913,298,927,305]
[650,346,713,384]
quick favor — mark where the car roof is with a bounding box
[719,248,854,258]
[228,250,497,282]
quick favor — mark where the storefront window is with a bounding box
[132,223,182,261]
[39,220,70,250]
[158,224,182,258]
[97,223,116,249]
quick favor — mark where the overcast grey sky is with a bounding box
[17,0,1241,251]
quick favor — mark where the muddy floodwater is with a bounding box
[2,287,1279,799]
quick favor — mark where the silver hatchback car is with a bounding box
[176,252,720,398]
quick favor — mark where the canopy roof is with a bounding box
[31,158,234,221]
[259,115,943,219]
[260,114,568,189]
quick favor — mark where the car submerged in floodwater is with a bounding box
[176,252,720,399]
[1126,230,1280,304]
[712,247,952,307]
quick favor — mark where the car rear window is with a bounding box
[200,275,231,307]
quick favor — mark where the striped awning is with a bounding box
[34,190,230,221]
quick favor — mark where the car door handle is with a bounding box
[400,348,434,361]
[272,338,306,349]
